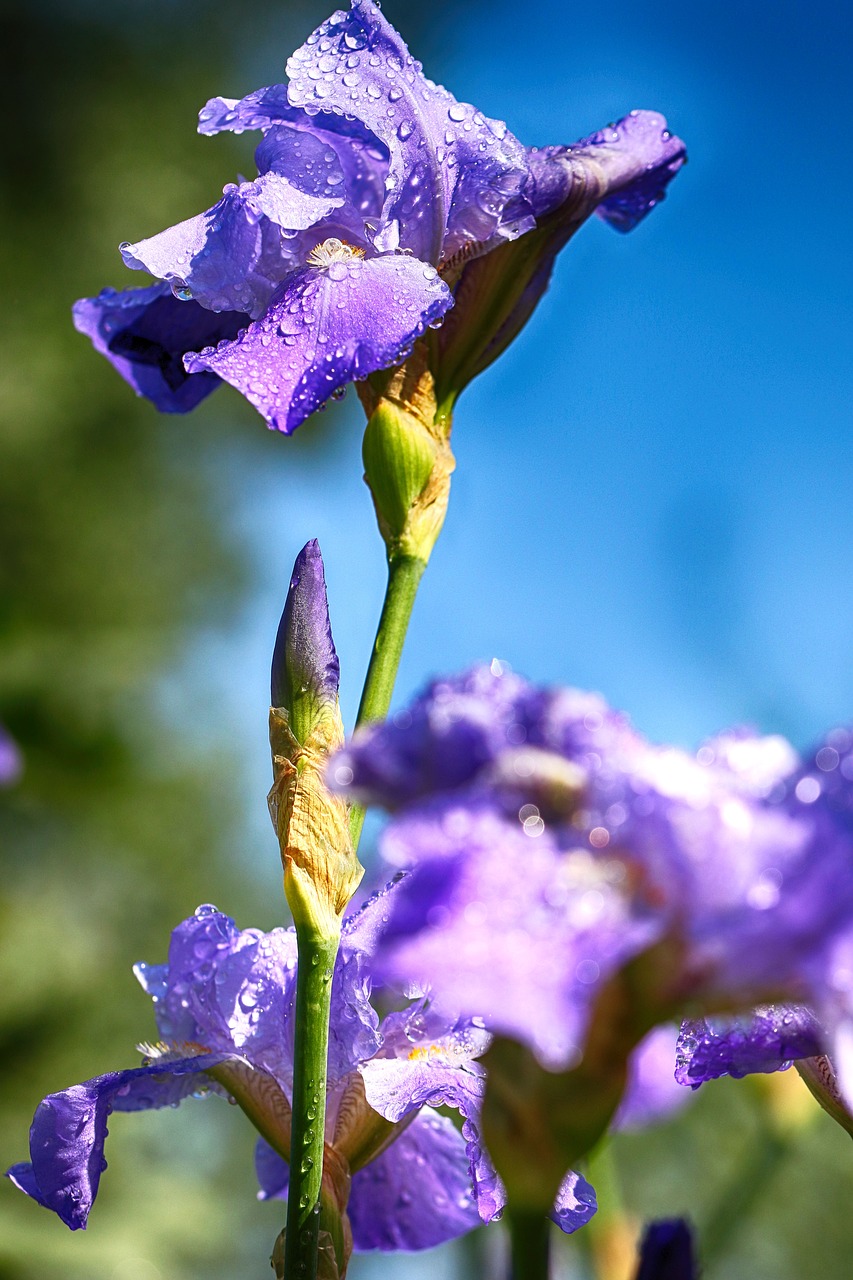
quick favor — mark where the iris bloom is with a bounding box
[7,883,597,1248]
[73,1,685,434]
[331,665,853,1110]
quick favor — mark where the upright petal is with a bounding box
[185,251,452,433]
[6,1055,223,1229]
[330,665,550,808]
[137,905,299,1086]
[120,147,345,319]
[72,283,248,412]
[199,87,390,226]
[285,2,531,264]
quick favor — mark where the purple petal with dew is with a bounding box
[374,801,660,1070]
[271,538,339,710]
[199,87,390,227]
[674,1006,823,1087]
[285,1,531,264]
[72,283,247,413]
[120,160,344,319]
[256,1111,482,1251]
[198,85,385,152]
[137,904,379,1087]
[6,1054,224,1230]
[636,1219,697,1280]
[0,727,22,786]
[359,1015,487,1125]
[614,1025,692,1131]
[348,1108,480,1250]
[551,1170,598,1235]
[136,905,299,1085]
[461,1114,596,1234]
[527,110,686,233]
[255,123,387,229]
[185,251,451,434]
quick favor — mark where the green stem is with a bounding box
[507,1209,551,1280]
[349,552,426,847]
[283,930,340,1280]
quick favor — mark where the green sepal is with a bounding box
[362,400,438,539]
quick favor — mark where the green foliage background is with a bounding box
[1,3,851,1279]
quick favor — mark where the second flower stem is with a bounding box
[283,930,341,1280]
[349,551,426,846]
[507,1209,551,1280]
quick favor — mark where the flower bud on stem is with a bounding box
[269,543,362,1280]
[351,358,454,845]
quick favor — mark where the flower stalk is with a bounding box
[282,929,342,1280]
[507,1209,552,1280]
[269,543,362,1280]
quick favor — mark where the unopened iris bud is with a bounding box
[362,397,455,565]
[271,538,340,747]
[268,540,363,935]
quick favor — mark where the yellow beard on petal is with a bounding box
[306,237,366,269]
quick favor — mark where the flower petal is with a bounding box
[347,1108,480,1250]
[72,283,248,412]
[136,905,299,1085]
[359,1026,486,1125]
[674,1005,823,1087]
[198,85,384,151]
[120,155,345,319]
[136,904,380,1085]
[285,1,530,263]
[256,1110,481,1251]
[527,110,687,233]
[184,253,452,434]
[614,1025,693,1130]
[331,665,552,808]
[6,1055,222,1229]
[373,802,659,1069]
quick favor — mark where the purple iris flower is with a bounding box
[7,881,595,1244]
[330,665,853,1108]
[73,1,684,434]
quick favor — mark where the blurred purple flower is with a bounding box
[331,666,853,1104]
[74,1,684,433]
[0,726,21,786]
[635,1219,696,1280]
[7,883,595,1242]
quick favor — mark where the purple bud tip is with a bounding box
[271,541,340,734]
[635,1219,696,1280]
